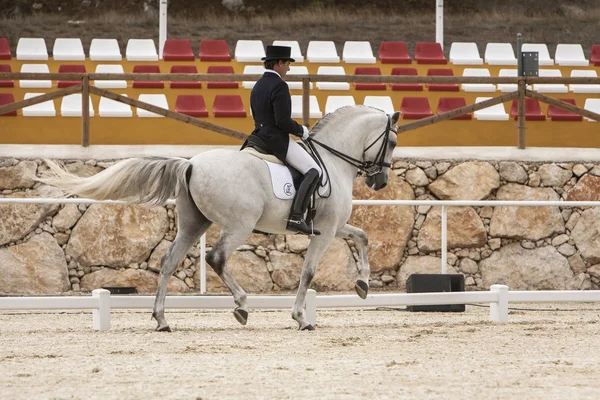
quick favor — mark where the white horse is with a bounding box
[40,105,400,331]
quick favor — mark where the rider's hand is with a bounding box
[301,126,310,141]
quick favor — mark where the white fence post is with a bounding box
[490,285,509,323]
[441,205,448,274]
[200,233,207,294]
[92,289,111,331]
[306,289,317,326]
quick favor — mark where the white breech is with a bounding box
[285,137,322,176]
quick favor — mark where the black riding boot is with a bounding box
[286,168,321,236]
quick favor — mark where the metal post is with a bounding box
[436,0,444,49]
[306,289,317,326]
[517,79,526,149]
[302,77,310,128]
[441,205,447,274]
[200,233,206,294]
[81,76,90,147]
[158,0,168,59]
[517,33,523,76]
[490,285,509,323]
[92,289,111,331]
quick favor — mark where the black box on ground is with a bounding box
[406,274,465,312]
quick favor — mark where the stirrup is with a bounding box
[286,218,321,236]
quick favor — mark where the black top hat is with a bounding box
[262,45,295,62]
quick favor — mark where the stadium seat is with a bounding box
[213,95,246,117]
[390,67,422,91]
[169,65,201,89]
[132,65,164,89]
[496,69,532,93]
[273,40,304,62]
[57,64,86,88]
[175,95,208,117]
[235,40,265,62]
[0,93,17,116]
[199,40,231,62]
[547,98,582,121]
[162,39,195,61]
[60,94,94,117]
[22,93,56,117]
[291,95,323,119]
[99,95,133,117]
[342,41,376,63]
[400,97,433,119]
[52,38,85,61]
[126,39,159,62]
[584,99,600,122]
[242,65,266,89]
[89,39,122,61]
[436,97,471,120]
[555,44,589,67]
[316,66,350,90]
[0,38,11,59]
[286,66,312,90]
[354,67,386,90]
[414,42,447,64]
[94,64,127,89]
[426,68,459,91]
[363,96,395,114]
[591,45,600,66]
[569,70,600,94]
[307,41,340,63]
[20,64,51,88]
[378,41,411,64]
[16,38,48,60]
[137,94,168,118]
[533,69,568,93]
[484,43,517,65]
[462,68,496,92]
[522,43,553,66]
[473,97,509,121]
[206,65,238,88]
[0,64,14,88]
[449,42,483,65]
[510,98,545,121]
[325,96,355,114]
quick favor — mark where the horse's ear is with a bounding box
[391,111,401,126]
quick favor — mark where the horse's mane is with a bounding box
[310,105,382,137]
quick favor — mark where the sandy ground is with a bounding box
[1,304,600,400]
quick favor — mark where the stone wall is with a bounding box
[1,156,600,295]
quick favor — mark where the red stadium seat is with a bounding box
[427,68,459,92]
[207,65,239,89]
[0,64,14,88]
[169,65,202,89]
[510,98,546,121]
[199,40,231,62]
[175,95,208,117]
[547,98,583,121]
[591,45,600,66]
[378,41,411,64]
[0,93,17,116]
[415,42,447,64]
[57,64,86,88]
[0,38,10,60]
[390,67,422,91]
[354,67,386,90]
[162,39,195,61]
[437,97,471,120]
[213,95,246,117]
[132,65,164,88]
[400,97,433,119]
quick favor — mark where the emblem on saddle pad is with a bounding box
[283,183,294,197]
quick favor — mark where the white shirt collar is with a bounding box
[264,69,281,78]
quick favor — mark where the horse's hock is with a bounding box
[1,157,600,295]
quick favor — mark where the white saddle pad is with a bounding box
[264,160,295,200]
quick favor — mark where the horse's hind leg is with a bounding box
[206,228,253,325]
[152,193,212,332]
[336,224,370,299]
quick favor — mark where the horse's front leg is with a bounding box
[292,234,334,330]
[336,224,370,299]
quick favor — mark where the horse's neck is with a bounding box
[313,127,365,186]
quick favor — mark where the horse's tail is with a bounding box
[38,157,192,205]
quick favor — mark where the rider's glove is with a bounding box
[301,126,310,141]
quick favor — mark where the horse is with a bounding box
[39,105,400,331]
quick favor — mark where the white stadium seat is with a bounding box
[569,70,600,94]
[125,39,158,61]
[22,93,56,117]
[474,97,508,121]
[584,99,600,122]
[522,43,554,66]
[484,43,517,65]
[137,94,168,118]
[291,95,323,119]
[555,44,589,67]
[272,40,304,63]
[461,68,496,92]
[307,41,340,63]
[497,69,531,92]
[94,65,127,89]
[242,65,266,89]
[316,66,350,91]
[363,96,395,114]
[99,95,132,117]
[342,41,376,64]
[89,39,122,61]
[286,66,312,90]
[16,38,48,60]
[325,96,355,114]
[534,69,568,93]
[61,94,95,117]
[449,42,483,65]
[19,64,52,88]
[52,38,85,61]
[234,40,265,62]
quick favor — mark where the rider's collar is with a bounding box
[264,69,281,78]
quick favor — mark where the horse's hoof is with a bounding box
[156,325,171,332]
[301,324,315,331]
[355,280,369,299]
[233,308,248,326]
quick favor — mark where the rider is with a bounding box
[248,45,322,236]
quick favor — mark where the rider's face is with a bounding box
[275,60,290,78]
